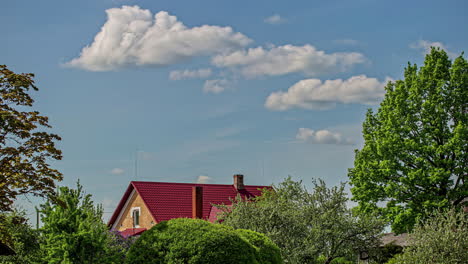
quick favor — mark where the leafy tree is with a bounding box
[40,182,125,264]
[348,48,468,233]
[216,177,384,264]
[125,218,272,264]
[236,229,282,264]
[0,65,62,212]
[388,209,467,264]
[0,210,43,263]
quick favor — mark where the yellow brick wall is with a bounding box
[115,191,156,231]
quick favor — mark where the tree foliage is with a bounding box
[0,210,42,263]
[389,209,467,264]
[125,218,277,264]
[349,48,468,233]
[216,177,384,264]
[0,65,62,213]
[39,182,125,264]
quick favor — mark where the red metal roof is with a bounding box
[108,181,270,228]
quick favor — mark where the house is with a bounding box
[108,174,270,237]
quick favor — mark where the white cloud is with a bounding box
[296,128,352,145]
[410,40,456,58]
[67,6,252,71]
[110,168,125,175]
[265,75,389,111]
[169,68,212,80]
[264,14,286,25]
[212,44,366,78]
[203,79,229,94]
[197,175,212,184]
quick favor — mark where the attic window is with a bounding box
[131,207,140,228]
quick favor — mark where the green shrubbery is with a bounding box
[125,218,282,264]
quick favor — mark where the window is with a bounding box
[131,207,140,227]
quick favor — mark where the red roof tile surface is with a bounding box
[118,228,147,238]
[108,181,270,227]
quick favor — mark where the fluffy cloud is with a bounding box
[110,168,125,175]
[410,40,456,57]
[264,14,286,24]
[212,44,366,78]
[203,79,229,94]
[169,68,212,80]
[296,128,352,144]
[197,175,212,184]
[67,6,251,71]
[265,75,389,110]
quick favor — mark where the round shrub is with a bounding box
[236,229,282,264]
[125,218,258,264]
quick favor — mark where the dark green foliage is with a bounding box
[349,48,468,233]
[389,209,467,264]
[40,182,126,264]
[0,210,42,263]
[236,229,282,264]
[125,218,262,264]
[366,243,403,264]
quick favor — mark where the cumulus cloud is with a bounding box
[296,128,352,144]
[169,68,212,80]
[410,40,456,57]
[67,5,252,71]
[110,168,125,175]
[203,79,229,94]
[265,75,389,111]
[264,14,286,24]
[197,175,212,184]
[212,44,366,78]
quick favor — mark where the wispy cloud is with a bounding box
[264,14,286,25]
[410,40,457,58]
[296,128,352,145]
[333,39,359,46]
[110,168,125,175]
[197,175,212,183]
[169,68,212,80]
[265,75,390,111]
[203,79,230,94]
[212,44,366,78]
[67,5,251,71]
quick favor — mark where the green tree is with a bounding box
[0,210,43,263]
[40,182,125,264]
[389,209,467,264]
[348,48,468,233]
[0,65,62,213]
[125,218,276,264]
[216,177,384,264]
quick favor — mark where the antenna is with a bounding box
[134,148,138,180]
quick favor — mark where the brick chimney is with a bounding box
[192,186,203,219]
[233,174,245,190]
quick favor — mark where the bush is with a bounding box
[126,218,277,264]
[388,209,467,264]
[236,229,282,264]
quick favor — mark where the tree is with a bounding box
[348,48,468,233]
[0,65,62,213]
[125,218,280,264]
[216,177,384,264]
[40,182,125,264]
[0,210,43,264]
[388,209,467,264]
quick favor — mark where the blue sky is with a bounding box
[3,0,467,220]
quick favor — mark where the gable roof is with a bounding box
[108,181,270,227]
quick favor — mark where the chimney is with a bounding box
[192,186,203,219]
[233,174,245,190]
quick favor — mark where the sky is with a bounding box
[2,0,467,221]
